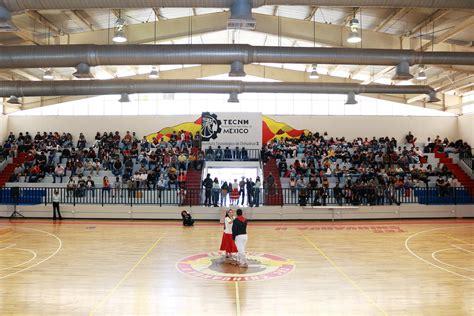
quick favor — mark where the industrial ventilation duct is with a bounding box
[0,0,471,11]
[0,79,440,103]
[1,45,473,79]
[1,0,473,31]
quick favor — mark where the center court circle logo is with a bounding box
[177,252,295,282]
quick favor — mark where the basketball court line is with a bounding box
[432,248,474,272]
[300,233,388,316]
[89,231,168,316]
[0,227,62,280]
[405,226,474,281]
[441,234,472,245]
[451,244,474,254]
[235,282,241,316]
[1,219,473,228]
[0,234,25,243]
[0,248,38,271]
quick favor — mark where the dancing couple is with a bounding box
[220,208,248,268]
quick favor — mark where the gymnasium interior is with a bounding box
[0,1,473,315]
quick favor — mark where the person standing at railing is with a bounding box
[220,181,229,207]
[241,147,248,161]
[202,173,213,207]
[86,176,95,198]
[246,178,254,207]
[212,177,220,207]
[102,176,111,199]
[239,177,246,206]
[52,190,63,221]
[113,176,122,198]
[53,164,65,184]
[333,183,343,206]
[254,176,261,207]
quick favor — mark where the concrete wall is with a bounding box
[458,113,474,148]
[0,204,472,220]
[0,114,7,143]
[7,115,460,144]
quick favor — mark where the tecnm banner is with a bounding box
[201,112,262,150]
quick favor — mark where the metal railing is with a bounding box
[0,186,473,207]
[203,148,261,161]
[460,150,473,171]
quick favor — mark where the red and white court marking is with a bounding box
[177,251,295,282]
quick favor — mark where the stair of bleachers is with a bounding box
[263,158,283,206]
[183,168,202,206]
[0,152,27,187]
[435,151,474,196]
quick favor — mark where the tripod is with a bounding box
[9,202,24,219]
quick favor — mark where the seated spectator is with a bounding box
[66,177,76,197]
[278,158,288,177]
[405,131,417,146]
[86,176,95,197]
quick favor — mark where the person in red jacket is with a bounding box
[232,209,248,268]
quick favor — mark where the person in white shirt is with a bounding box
[253,176,262,207]
[52,190,62,220]
[220,209,238,259]
[53,164,65,183]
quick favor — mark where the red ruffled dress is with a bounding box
[220,217,238,253]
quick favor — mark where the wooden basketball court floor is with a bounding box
[0,217,473,315]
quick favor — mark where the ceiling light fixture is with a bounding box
[7,95,21,104]
[149,66,159,79]
[112,11,127,43]
[347,18,361,43]
[227,92,239,103]
[345,91,358,104]
[416,65,427,80]
[42,68,54,81]
[309,64,319,79]
[118,92,130,102]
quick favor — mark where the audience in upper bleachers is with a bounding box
[1,129,471,207]
[1,130,203,191]
[262,131,471,206]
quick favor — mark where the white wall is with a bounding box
[6,115,460,144]
[0,114,8,143]
[458,114,474,147]
[272,115,459,143]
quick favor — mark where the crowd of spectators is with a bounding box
[1,130,205,197]
[1,129,471,206]
[262,131,471,206]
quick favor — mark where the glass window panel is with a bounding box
[73,102,88,116]
[139,100,157,115]
[376,100,392,116]
[57,102,74,115]
[328,100,344,115]
[344,103,361,115]
[312,100,329,115]
[293,100,311,115]
[103,98,122,116]
[41,104,58,115]
[88,101,104,116]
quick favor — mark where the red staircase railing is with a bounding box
[0,152,27,187]
[262,157,283,206]
[435,151,474,196]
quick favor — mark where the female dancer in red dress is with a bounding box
[220,209,238,258]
